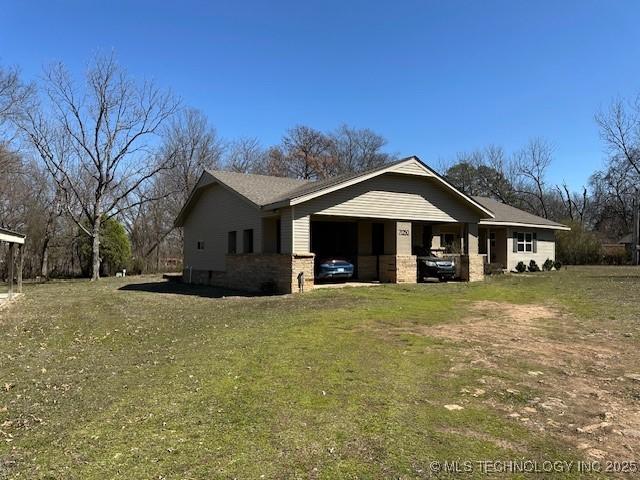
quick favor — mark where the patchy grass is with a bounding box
[1,267,639,478]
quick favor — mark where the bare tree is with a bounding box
[225,137,264,173]
[0,145,28,229]
[555,181,588,224]
[125,107,223,269]
[0,65,33,133]
[253,146,289,177]
[595,97,640,178]
[20,54,180,280]
[443,146,516,202]
[594,96,640,243]
[281,125,335,179]
[589,162,635,237]
[158,108,223,207]
[479,145,517,204]
[512,138,553,218]
[329,125,392,173]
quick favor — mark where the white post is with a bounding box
[633,196,640,265]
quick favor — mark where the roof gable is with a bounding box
[263,157,495,218]
[174,170,309,226]
[175,157,498,226]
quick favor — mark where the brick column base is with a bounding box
[460,254,485,282]
[378,255,417,283]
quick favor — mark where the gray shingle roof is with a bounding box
[263,157,412,206]
[207,158,412,207]
[473,196,568,228]
[205,169,310,206]
[619,233,633,244]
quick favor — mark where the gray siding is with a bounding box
[390,160,431,176]
[506,228,556,271]
[183,184,262,271]
[294,173,482,223]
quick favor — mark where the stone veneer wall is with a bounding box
[184,253,315,294]
[357,256,378,281]
[291,254,315,293]
[378,255,417,283]
[459,254,485,282]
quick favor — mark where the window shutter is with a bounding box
[513,232,518,253]
[533,232,537,253]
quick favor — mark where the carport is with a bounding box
[309,216,477,283]
[1,227,26,301]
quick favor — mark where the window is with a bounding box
[196,240,205,251]
[243,229,254,254]
[228,231,237,254]
[516,232,534,252]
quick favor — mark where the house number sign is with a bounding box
[398,229,410,236]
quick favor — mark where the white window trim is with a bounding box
[516,232,533,253]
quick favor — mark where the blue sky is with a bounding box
[2,0,639,189]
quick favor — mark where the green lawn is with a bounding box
[1,267,639,478]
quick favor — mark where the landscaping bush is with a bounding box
[515,261,527,273]
[554,260,562,270]
[542,258,554,271]
[528,260,540,272]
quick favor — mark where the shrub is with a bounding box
[78,218,132,277]
[556,221,603,264]
[129,257,145,275]
[515,261,527,273]
[542,258,554,271]
[554,260,562,270]
[528,260,540,272]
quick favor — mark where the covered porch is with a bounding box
[478,226,508,272]
[1,228,26,303]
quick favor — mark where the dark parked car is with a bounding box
[417,255,456,282]
[316,258,354,281]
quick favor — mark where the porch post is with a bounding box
[7,242,14,300]
[461,223,483,282]
[378,221,417,283]
[486,229,491,263]
[466,223,478,255]
[17,243,24,293]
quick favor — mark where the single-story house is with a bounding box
[175,157,569,293]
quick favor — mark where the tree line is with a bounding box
[0,54,394,280]
[1,54,639,280]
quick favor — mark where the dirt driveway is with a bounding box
[396,300,640,461]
